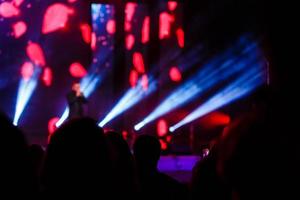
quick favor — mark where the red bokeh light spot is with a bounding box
[176,28,184,48]
[129,69,138,88]
[133,52,145,73]
[166,135,172,143]
[13,0,24,7]
[26,42,46,67]
[141,16,150,44]
[21,62,34,81]
[168,1,178,11]
[106,19,116,35]
[12,21,27,38]
[124,21,131,32]
[122,130,128,140]
[125,2,137,22]
[0,2,19,18]
[201,112,231,129]
[67,0,77,3]
[159,139,168,151]
[169,66,182,82]
[159,12,175,40]
[42,67,53,87]
[141,74,148,91]
[91,32,97,50]
[42,3,73,34]
[157,119,168,137]
[125,34,135,50]
[69,62,87,78]
[48,117,59,142]
[80,23,91,44]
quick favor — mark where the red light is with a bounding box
[125,34,135,50]
[106,19,116,35]
[201,112,231,129]
[12,0,24,7]
[168,1,178,11]
[129,69,138,88]
[125,2,137,22]
[0,2,19,18]
[157,119,168,137]
[124,21,131,32]
[159,139,168,150]
[48,117,59,143]
[141,16,150,44]
[176,28,184,48]
[141,74,148,91]
[42,3,73,34]
[67,0,77,3]
[80,23,91,44]
[12,21,27,38]
[21,62,34,81]
[166,135,172,143]
[169,66,182,82]
[26,42,46,67]
[42,67,53,86]
[69,62,87,78]
[91,32,96,50]
[159,12,175,40]
[133,52,145,73]
[122,130,128,140]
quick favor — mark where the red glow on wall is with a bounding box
[141,74,148,91]
[42,67,53,86]
[169,66,182,82]
[21,62,34,81]
[159,12,175,40]
[124,21,131,32]
[129,69,138,88]
[157,119,168,137]
[125,2,137,22]
[67,0,77,3]
[159,139,168,151]
[42,3,73,34]
[48,117,59,142]
[26,42,46,67]
[176,28,184,48]
[133,52,145,73]
[69,62,87,78]
[106,19,116,35]
[12,21,27,38]
[91,32,96,50]
[80,23,91,44]
[12,0,24,7]
[125,34,135,50]
[0,2,20,18]
[168,1,178,11]
[141,16,150,44]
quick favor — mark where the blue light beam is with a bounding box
[169,64,266,132]
[134,41,260,131]
[98,78,157,127]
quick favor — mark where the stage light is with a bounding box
[13,67,41,126]
[141,16,150,44]
[169,65,266,132]
[42,3,73,34]
[98,77,156,127]
[134,38,262,131]
[12,21,27,38]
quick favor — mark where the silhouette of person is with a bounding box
[66,82,87,120]
[133,135,187,200]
